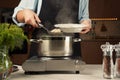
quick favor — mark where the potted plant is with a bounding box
[0,23,28,80]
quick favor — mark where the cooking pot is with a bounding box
[30,35,81,57]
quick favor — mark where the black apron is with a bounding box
[30,0,81,57]
[39,0,79,28]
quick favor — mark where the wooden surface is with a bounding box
[89,0,120,19]
[0,0,19,8]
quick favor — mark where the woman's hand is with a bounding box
[16,9,41,27]
[79,19,91,34]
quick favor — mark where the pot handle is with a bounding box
[73,38,81,42]
[30,39,42,43]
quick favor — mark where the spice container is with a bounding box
[114,43,120,78]
[101,42,114,79]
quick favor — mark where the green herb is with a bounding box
[0,23,28,50]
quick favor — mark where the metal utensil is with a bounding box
[37,23,51,34]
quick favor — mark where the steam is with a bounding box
[55,0,78,23]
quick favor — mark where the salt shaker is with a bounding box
[114,42,120,78]
[101,42,114,79]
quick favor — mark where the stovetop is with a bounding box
[22,56,82,74]
[27,56,81,61]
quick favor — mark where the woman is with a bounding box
[12,0,91,34]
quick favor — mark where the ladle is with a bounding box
[37,23,51,34]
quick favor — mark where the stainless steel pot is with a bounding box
[30,35,79,57]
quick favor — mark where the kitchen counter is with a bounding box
[8,65,120,80]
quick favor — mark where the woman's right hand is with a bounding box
[16,9,41,27]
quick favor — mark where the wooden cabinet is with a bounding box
[10,41,30,65]
[81,39,120,64]
[0,0,19,8]
[89,0,120,19]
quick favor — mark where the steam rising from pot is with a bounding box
[55,0,78,23]
[33,0,79,38]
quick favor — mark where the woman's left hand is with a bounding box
[79,19,91,34]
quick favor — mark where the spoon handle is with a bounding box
[37,22,50,34]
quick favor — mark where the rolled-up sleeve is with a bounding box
[12,7,25,26]
[12,0,38,26]
[78,0,90,21]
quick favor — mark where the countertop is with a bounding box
[8,65,120,80]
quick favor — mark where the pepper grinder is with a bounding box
[101,42,114,79]
[114,42,120,78]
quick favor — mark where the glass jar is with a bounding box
[114,43,120,78]
[101,42,114,79]
[0,45,12,80]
